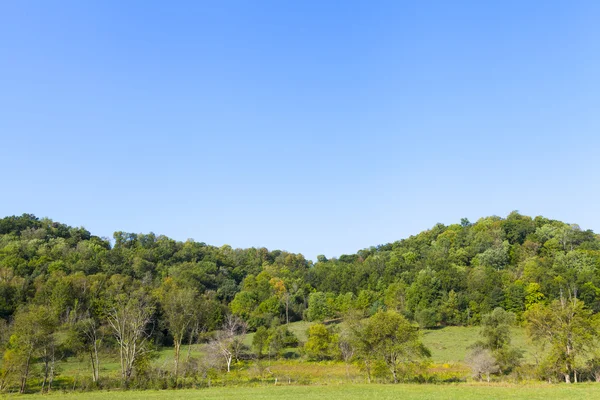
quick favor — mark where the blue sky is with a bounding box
[1,1,599,260]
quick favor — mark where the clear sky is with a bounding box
[1,1,599,260]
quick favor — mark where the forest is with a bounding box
[0,211,599,393]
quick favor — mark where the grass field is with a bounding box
[421,326,532,363]
[0,322,543,394]
[50,322,535,383]
[241,321,534,364]
[4,383,600,400]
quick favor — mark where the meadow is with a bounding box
[52,323,536,381]
[4,383,600,400]
[4,323,542,395]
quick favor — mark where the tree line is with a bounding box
[0,212,599,391]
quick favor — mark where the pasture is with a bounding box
[4,383,600,400]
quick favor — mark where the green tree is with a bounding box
[68,315,105,384]
[157,281,197,383]
[525,282,545,310]
[361,310,430,383]
[383,281,406,313]
[406,268,441,327]
[306,292,335,321]
[105,288,155,385]
[252,326,269,358]
[525,297,597,383]
[7,305,57,393]
[476,308,522,374]
[304,323,336,360]
[480,308,516,351]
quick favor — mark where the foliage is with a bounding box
[1,211,600,391]
[362,311,431,383]
[525,297,598,383]
[304,324,337,361]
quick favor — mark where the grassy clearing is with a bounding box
[3,323,539,394]
[248,321,536,364]
[4,383,600,400]
[243,320,312,347]
[421,326,534,363]
[52,322,535,380]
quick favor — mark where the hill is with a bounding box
[0,212,599,392]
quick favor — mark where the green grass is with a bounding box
[263,321,536,364]
[284,320,312,343]
[154,345,205,365]
[3,323,542,394]
[421,326,534,363]
[53,323,535,378]
[5,383,600,400]
[244,320,313,347]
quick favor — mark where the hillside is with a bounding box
[2,211,598,327]
[0,212,599,392]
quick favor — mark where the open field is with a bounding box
[421,326,532,363]
[4,383,600,400]
[246,322,534,364]
[44,323,535,384]
[0,323,540,394]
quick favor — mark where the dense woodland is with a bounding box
[1,212,600,392]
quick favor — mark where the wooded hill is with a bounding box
[2,212,598,326]
[0,211,599,390]
[1,212,599,329]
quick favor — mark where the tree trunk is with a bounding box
[174,339,181,383]
[364,360,371,383]
[19,354,31,394]
[565,373,571,384]
[346,362,350,380]
[89,350,96,382]
[48,354,55,393]
[41,356,48,393]
[285,295,290,325]
[119,345,126,382]
[93,339,100,383]
[0,368,9,391]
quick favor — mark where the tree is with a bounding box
[477,241,510,271]
[63,273,108,385]
[476,307,523,374]
[525,297,597,383]
[345,312,376,383]
[466,347,499,382]
[7,305,57,393]
[361,310,430,383]
[306,292,335,322]
[209,315,247,372]
[480,307,515,351]
[269,277,290,324]
[158,282,197,382]
[106,288,155,385]
[524,282,545,310]
[406,268,441,328]
[70,315,105,384]
[304,324,336,361]
[337,326,355,379]
[252,326,269,358]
